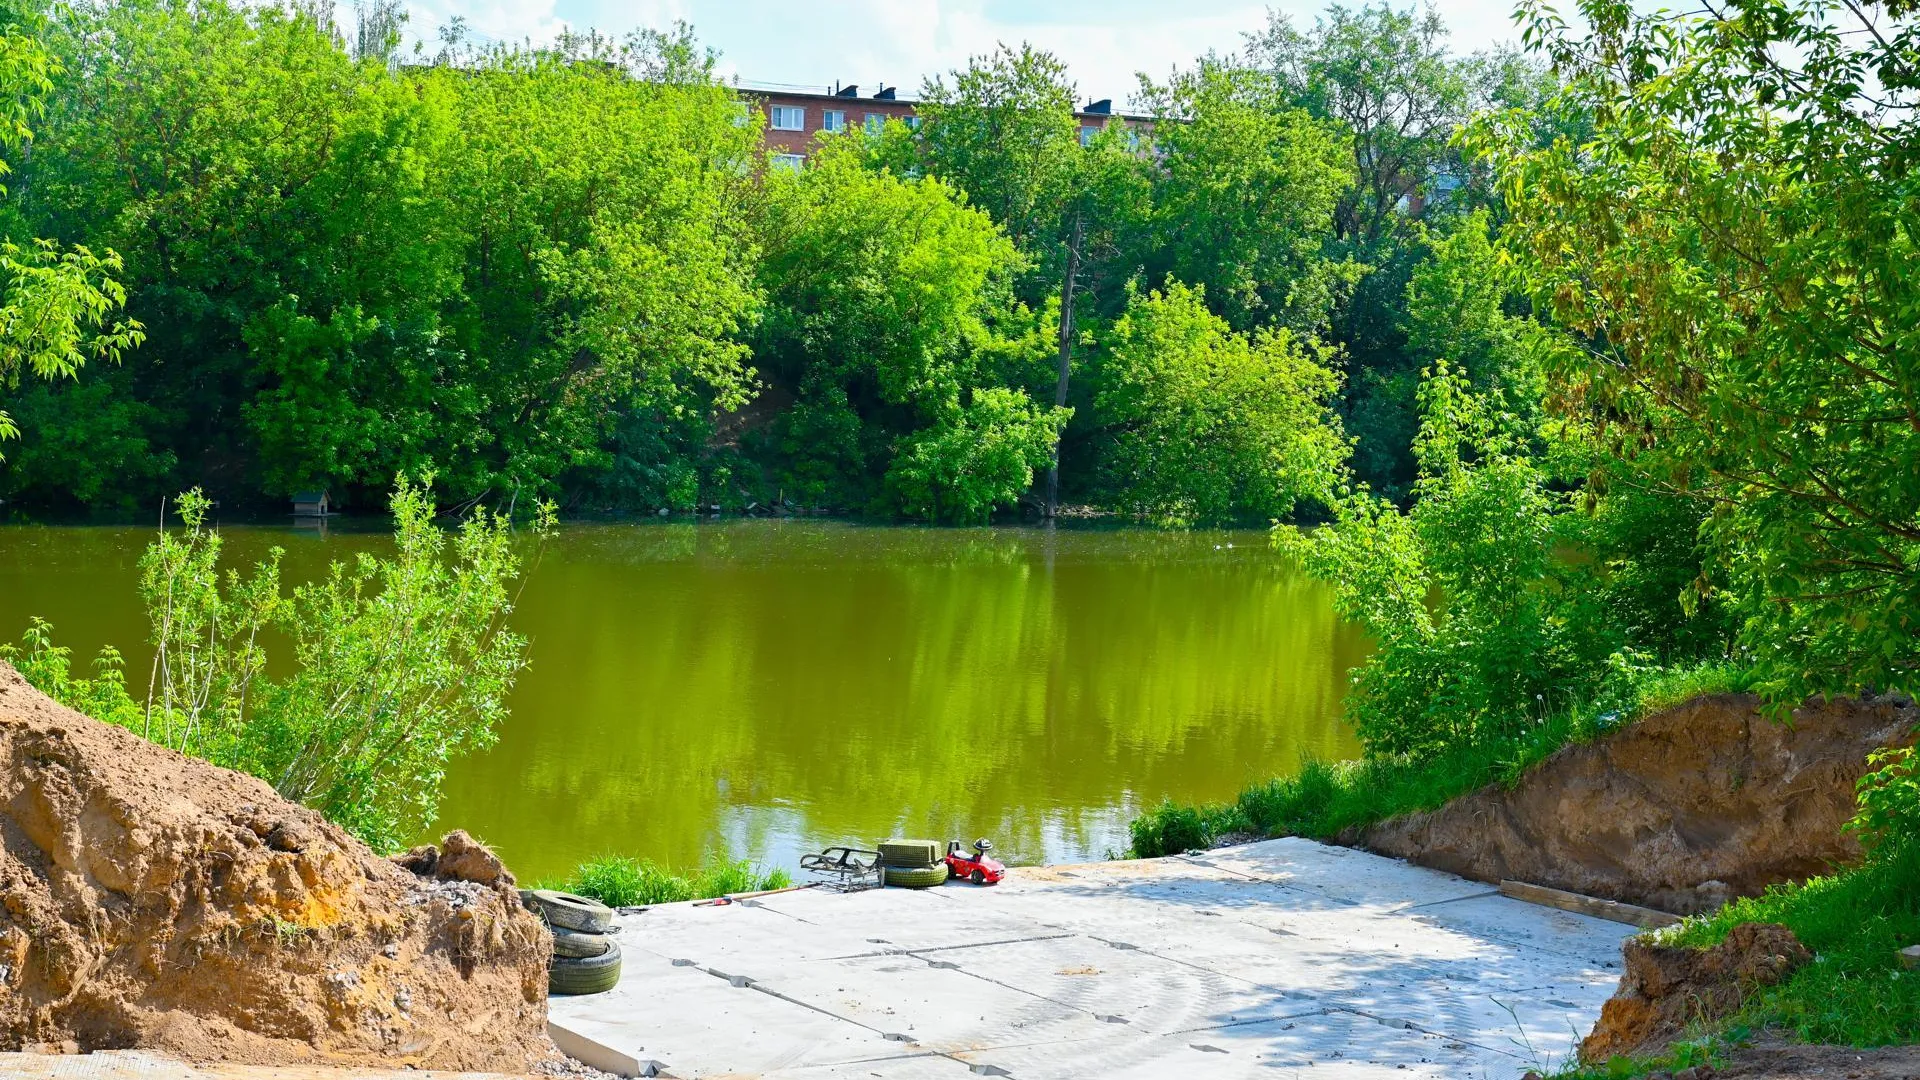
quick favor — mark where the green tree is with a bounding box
[13,5,757,510]
[911,44,1082,265]
[1470,0,1920,706]
[18,478,554,851]
[1136,60,1358,334]
[884,387,1068,525]
[0,10,141,455]
[1250,3,1466,244]
[1096,281,1348,525]
[753,136,1061,520]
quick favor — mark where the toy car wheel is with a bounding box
[971,869,985,885]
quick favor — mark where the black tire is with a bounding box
[550,939,622,996]
[550,925,612,959]
[884,864,949,889]
[971,869,986,885]
[524,889,614,933]
[878,840,940,868]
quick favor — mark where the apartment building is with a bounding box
[746,81,1148,169]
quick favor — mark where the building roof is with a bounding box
[735,80,1152,122]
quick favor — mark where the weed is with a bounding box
[540,854,791,907]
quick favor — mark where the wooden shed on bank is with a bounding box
[292,491,331,517]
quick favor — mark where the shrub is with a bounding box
[551,855,792,907]
[1128,799,1248,858]
[6,476,551,852]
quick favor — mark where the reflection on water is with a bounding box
[0,519,1365,881]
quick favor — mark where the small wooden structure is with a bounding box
[291,490,331,517]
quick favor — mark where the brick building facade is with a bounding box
[745,82,1147,168]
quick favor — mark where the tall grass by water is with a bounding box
[545,855,792,907]
[1130,661,1754,857]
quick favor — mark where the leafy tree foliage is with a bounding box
[753,137,1064,520]
[1097,281,1346,525]
[1135,61,1357,333]
[1470,0,1920,706]
[13,2,757,510]
[3,478,552,851]
[0,9,141,454]
[912,44,1083,264]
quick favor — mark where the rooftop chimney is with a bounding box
[1085,99,1112,115]
[874,86,897,100]
[836,84,860,97]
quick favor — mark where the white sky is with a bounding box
[385,1,1537,104]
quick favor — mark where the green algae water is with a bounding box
[0,519,1364,881]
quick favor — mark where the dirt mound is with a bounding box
[1579,922,1811,1061]
[1355,693,1917,913]
[0,661,558,1071]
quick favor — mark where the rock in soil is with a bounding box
[1354,693,1918,914]
[0,661,561,1072]
[1581,923,1812,1062]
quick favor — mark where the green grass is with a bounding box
[1649,841,1920,1047]
[540,854,793,907]
[1130,661,1752,857]
[1554,844,1920,1078]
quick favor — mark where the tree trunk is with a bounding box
[1045,213,1083,520]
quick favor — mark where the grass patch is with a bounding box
[1130,661,1752,857]
[541,855,792,907]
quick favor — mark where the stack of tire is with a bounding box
[521,889,622,995]
[878,839,948,888]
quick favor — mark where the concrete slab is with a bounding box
[548,841,1636,1078]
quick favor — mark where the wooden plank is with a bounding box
[1499,879,1682,929]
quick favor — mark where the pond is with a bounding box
[0,518,1366,882]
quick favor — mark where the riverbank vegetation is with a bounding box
[0,0,1912,1064]
[544,855,792,907]
[2,478,553,850]
[1131,0,1920,1062]
[0,0,1554,526]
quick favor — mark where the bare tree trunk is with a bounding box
[1045,213,1083,520]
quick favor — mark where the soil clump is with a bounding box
[1580,922,1811,1061]
[0,661,559,1072]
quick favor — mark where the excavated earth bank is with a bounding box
[1578,921,1812,1061]
[1354,693,1918,914]
[0,661,560,1071]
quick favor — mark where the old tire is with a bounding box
[550,938,622,996]
[878,840,940,868]
[524,889,614,933]
[884,864,949,889]
[550,925,612,959]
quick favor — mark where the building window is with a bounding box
[865,114,888,135]
[772,153,806,172]
[1079,125,1097,146]
[822,110,846,133]
[904,115,922,130]
[770,106,806,131]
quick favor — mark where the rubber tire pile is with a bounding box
[521,889,622,995]
[878,839,948,888]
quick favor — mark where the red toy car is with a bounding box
[945,839,1006,885]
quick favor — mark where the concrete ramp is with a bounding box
[548,838,1634,1078]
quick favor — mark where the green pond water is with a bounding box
[0,519,1366,882]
